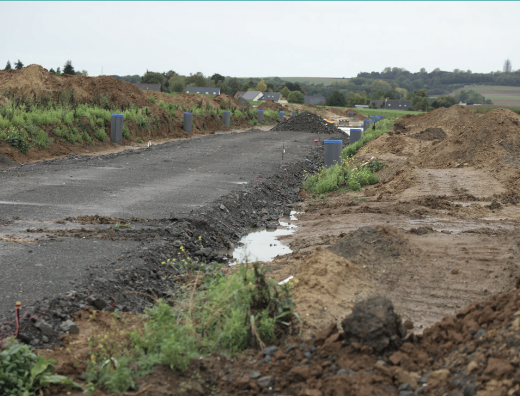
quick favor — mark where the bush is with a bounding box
[1,127,30,153]
[123,125,130,140]
[95,128,107,142]
[326,90,346,107]
[0,342,81,395]
[148,96,156,104]
[287,91,304,104]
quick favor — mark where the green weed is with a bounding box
[0,341,82,395]
[95,128,107,142]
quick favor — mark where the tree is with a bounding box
[15,60,23,70]
[211,73,225,84]
[143,71,166,88]
[49,68,55,74]
[504,59,512,73]
[63,60,75,75]
[430,95,457,109]
[256,79,267,92]
[4,60,11,70]
[241,82,251,91]
[287,91,304,104]
[326,91,346,107]
[76,70,88,76]
[56,67,61,74]
[185,72,207,87]
[171,82,185,93]
[281,86,291,99]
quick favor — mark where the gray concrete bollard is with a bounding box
[279,112,284,122]
[183,112,193,133]
[350,112,354,117]
[350,129,362,145]
[292,111,296,117]
[110,114,124,144]
[324,140,342,167]
[258,110,263,124]
[223,111,230,127]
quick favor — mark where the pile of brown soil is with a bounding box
[394,105,478,136]
[413,128,447,141]
[0,95,8,105]
[328,107,370,120]
[412,109,520,173]
[258,100,289,112]
[149,92,243,111]
[0,64,156,110]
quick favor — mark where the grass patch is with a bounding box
[343,118,395,158]
[84,261,300,393]
[302,156,386,195]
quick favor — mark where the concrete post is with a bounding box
[223,111,230,127]
[292,111,296,117]
[110,114,124,144]
[257,110,263,124]
[183,112,193,133]
[279,112,284,122]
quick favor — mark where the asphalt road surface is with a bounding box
[0,129,324,317]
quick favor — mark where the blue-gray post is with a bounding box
[292,110,296,117]
[279,112,284,122]
[350,112,354,117]
[350,129,362,145]
[110,114,124,144]
[183,112,193,133]
[257,110,263,124]
[324,140,342,168]
[371,116,377,124]
[223,111,230,127]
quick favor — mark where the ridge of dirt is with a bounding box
[258,99,290,111]
[271,112,347,135]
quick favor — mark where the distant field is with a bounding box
[278,77,349,86]
[319,106,423,118]
[450,85,520,107]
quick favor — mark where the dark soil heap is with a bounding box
[271,112,346,135]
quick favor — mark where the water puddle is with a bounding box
[230,211,300,264]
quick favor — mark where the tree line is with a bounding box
[3,59,88,76]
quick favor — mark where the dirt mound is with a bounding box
[413,108,520,170]
[394,105,478,136]
[413,127,447,141]
[271,112,346,134]
[329,225,410,265]
[258,100,289,112]
[0,95,8,105]
[328,107,370,120]
[149,92,243,111]
[0,64,155,109]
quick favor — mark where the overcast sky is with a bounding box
[1,1,518,78]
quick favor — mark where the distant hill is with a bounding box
[277,77,349,86]
[448,85,520,107]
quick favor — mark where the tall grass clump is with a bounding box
[343,118,394,158]
[84,262,300,393]
[302,156,386,194]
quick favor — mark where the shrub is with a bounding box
[123,125,130,140]
[249,119,259,126]
[0,342,82,395]
[33,129,53,148]
[326,90,346,107]
[287,91,304,104]
[2,127,30,153]
[95,128,107,142]
[148,96,156,104]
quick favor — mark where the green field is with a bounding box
[450,85,520,107]
[278,77,349,86]
[318,106,423,118]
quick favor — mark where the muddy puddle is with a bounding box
[230,211,300,264]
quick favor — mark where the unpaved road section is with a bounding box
[0,129,326,317]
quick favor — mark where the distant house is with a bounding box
[134,83,161,92]
[234,91,246,99]
[260,92,281,102]
[305,95,326,105]
[370,99,412,110]
[355,105,369,109]
[186,87,221,95]
[241,91,263,101]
